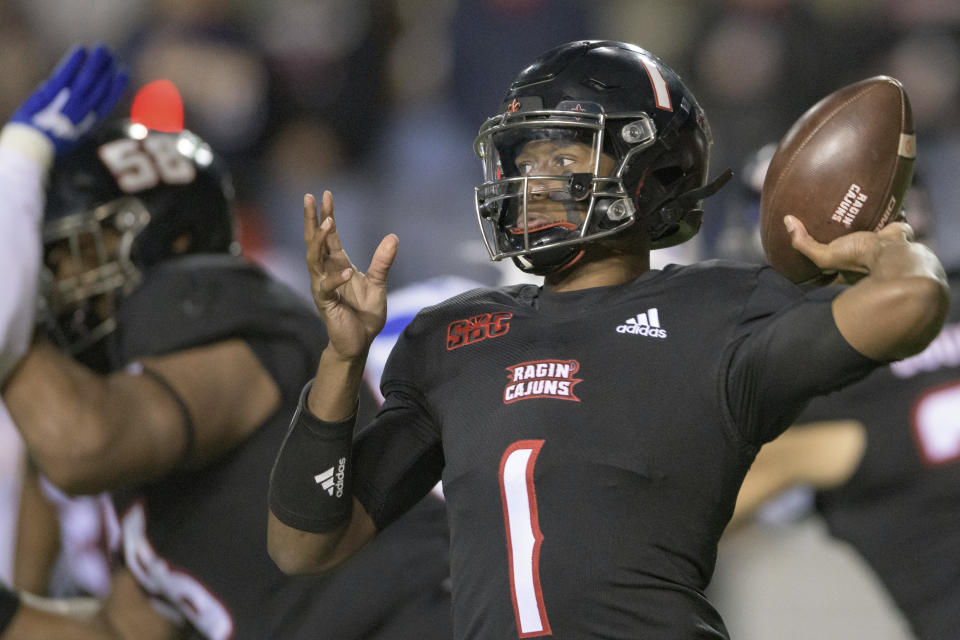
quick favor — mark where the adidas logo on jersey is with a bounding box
[314,457,347,497]
[617,308,667,338]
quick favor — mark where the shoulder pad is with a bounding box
[111,254,325,362]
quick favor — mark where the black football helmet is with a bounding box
[40,119,237,357]
[474,40,731,274]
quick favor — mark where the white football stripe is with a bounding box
[638,58,672,111]
[898,133,916,159]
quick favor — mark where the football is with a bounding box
[759,75,916,284]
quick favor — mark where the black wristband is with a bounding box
[0,585,20,635]
[269,379,356,533]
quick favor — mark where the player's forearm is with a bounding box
[729,472,795,529]
[308,345,369,421]
[730,420,866,528]
[268,363,379,573]
[3,592,120,640]
[834,240,948,361]
[267,511,342,574]
[856,231,946,284]
[14,460,61,594]
[267,499,376,574]
[3,342,124,493]
[0,126,49,385]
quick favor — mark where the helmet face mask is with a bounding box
[40,197,150,357]
[473,40,725,275]
[40,120,236,359]
[475,111,643,273]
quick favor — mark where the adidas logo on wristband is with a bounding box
[314,457,347,497]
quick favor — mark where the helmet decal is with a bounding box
[130,79,184,133]
[638,56,673,111]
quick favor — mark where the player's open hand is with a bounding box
[304,191,398,360]
[785,215,917,285]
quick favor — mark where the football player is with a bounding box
[267,40,948,638]
[0,43,176,640]
[3,97,452,638]
[0,44,126,386]
[725,177,960,640]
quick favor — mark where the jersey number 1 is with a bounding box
[499,440,552,637]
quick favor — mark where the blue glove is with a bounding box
[10,44,129,155]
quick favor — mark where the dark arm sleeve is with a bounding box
[352,382,444,531]
[0,585,19,635]
[726,278,879,446]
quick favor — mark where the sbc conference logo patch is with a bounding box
[447,312,512,350]
[503,359,582,404]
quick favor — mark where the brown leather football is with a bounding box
[760,75,915,284]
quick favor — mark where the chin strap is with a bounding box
[683,168,734,204]
[648,168,734,242]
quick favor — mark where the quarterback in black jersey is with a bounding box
[268,41,948,639]
[3,110,453,637]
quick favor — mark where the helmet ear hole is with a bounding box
[652,166,683,187]
[171,234,192,254]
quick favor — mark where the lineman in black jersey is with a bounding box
[730,279,960,639]
[808,279,960,640]
[0,43,172,640]
[721,160,960,640]
[3,115,452,638]
[267,41,948,639]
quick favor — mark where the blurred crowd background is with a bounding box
[2,1,959,638]
[3,0,959,290]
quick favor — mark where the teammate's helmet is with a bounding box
[474,40,730,274]
[41,119,237,356]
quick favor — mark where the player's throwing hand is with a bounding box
[787,215,935,285]
[303,191,398,361]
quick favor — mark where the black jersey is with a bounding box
[107,255,452,639]
[799,273,960,640]
[353,261,876,640]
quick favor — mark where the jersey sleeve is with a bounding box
[113,256,331,403]
[352,326,444,532]
[725,271,879,445]
[0,125,50,384]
